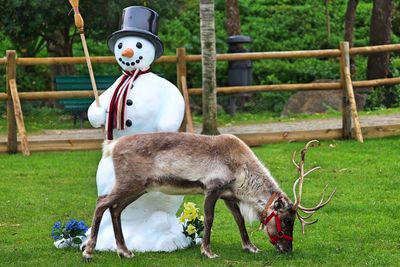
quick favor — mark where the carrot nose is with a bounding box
[121,48,134,58]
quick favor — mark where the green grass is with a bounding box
[1,137,400,266]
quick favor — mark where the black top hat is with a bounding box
[108,6,164,60]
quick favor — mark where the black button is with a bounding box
[126,120,132,127]
[126,99,133,106]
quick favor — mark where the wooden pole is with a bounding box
[9,79,30,156]
[180,76,194,133]
[340,41,363,142]
[177,47,188,132]
[6,50,17,153]
[340,43,352,139]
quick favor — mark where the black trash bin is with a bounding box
[227,35,252,116]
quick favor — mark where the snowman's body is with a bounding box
[86,35,191,252]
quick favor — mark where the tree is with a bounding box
[324,0,331,45]
[200,0,220,135]
[225,0,242,116]
[367,0,394,80]
[226,0,241,37]
[344,0,359,78]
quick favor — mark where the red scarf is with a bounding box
[106,68,150,140]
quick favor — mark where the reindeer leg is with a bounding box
[201,187,223,258]
[83,195,114,262]
[109,192,144,259]
[223,199,259,253]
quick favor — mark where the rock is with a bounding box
[281,80,371,116]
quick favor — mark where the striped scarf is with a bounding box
[106,68,150,140]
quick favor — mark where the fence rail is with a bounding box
[1,42,400,153]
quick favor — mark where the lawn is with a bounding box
[0,137,399,266]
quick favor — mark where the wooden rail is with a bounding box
[2,42,400,153]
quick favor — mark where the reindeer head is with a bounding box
[260,140,336,253]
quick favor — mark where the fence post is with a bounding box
[340,44,352,139]
[6,50,17,153]
[176,47,188,132]
[340,42,363,142]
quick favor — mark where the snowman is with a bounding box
[85,6,191,252]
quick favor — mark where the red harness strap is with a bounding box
[262,211,293,245]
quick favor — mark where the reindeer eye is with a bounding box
[283,218,291,225]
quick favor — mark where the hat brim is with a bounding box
[107,28,164,60]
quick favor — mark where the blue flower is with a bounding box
[51,219,89,241]
[51,221,62,240]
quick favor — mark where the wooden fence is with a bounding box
[1,42,400,154]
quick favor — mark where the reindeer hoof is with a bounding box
[117,249,134,258]
[202,251,219,258]
[201,245,219,258]
[243,244,260,253]
[82,250,92,262]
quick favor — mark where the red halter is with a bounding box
[262,210,293,245]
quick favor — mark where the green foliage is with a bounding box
[365,57,400,109]
[0,0,399,111]
[1,138,400,265]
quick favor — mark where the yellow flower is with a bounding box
[184,202,198,213]
[186,224,197,235]
[180,202,200,222]
[199,215,204,222]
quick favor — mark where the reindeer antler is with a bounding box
[292,140,336,234]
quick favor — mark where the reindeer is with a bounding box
[82,133,335,261]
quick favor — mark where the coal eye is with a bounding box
[118,43,123,49]
[136,42,142,49]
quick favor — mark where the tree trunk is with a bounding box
[226,0,241,37]
[226,0,242,116]
[200,0,220,135]
[344,0,359,79]
[325,0,331,45]
[47,29,75,91]
[367,0,393,80]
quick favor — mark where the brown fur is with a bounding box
[83,132,294,261]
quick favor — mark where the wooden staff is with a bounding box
[68,0,100,107]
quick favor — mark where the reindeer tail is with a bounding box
[102,139,118,158]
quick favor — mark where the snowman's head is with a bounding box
[114,36,155,71]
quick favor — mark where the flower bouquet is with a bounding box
[51,219,89,249]
[179,202,204,245]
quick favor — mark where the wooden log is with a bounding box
[11,43,400,66]
[188,82,342,95]
[340,44,353,139]
[8,79,30,156]
[2,76,400,101]
[177,47,188,132]
[0,57,6,64]
[180,76,194,133]
[353,77,400,88]
[0,90,106,101]
[350,43,400,55]
[16,55,177,65]
[6,50,17,153]
[340,42,363,143]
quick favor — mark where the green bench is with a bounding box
[55,75,118,127]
